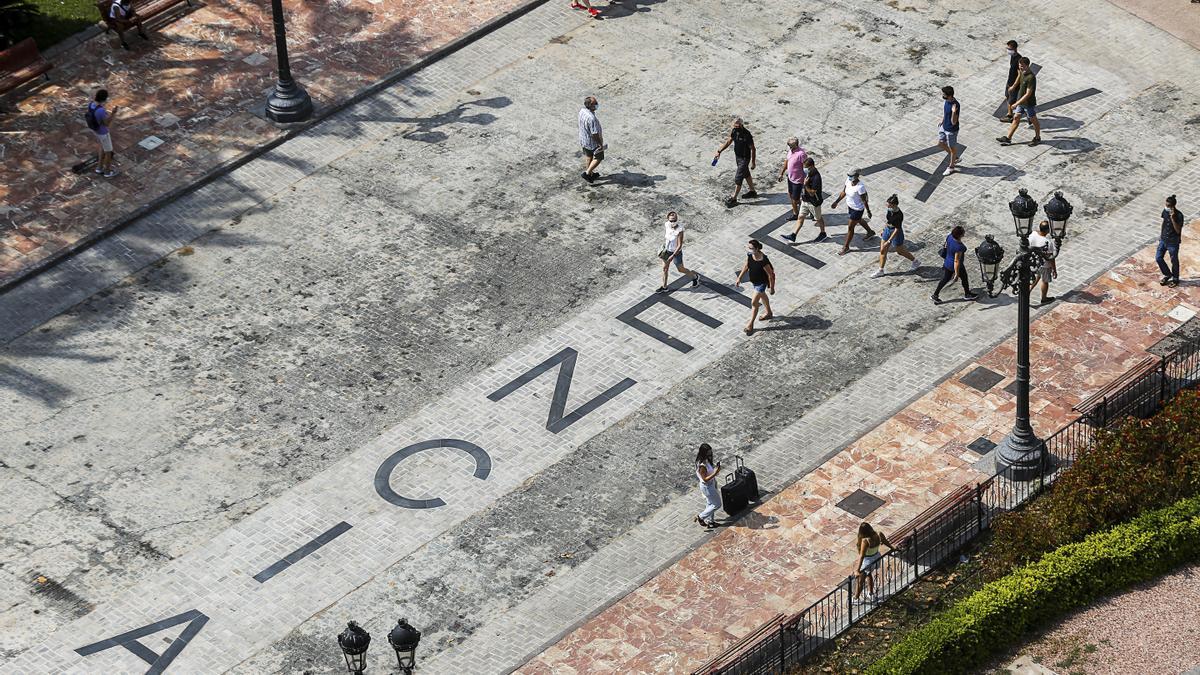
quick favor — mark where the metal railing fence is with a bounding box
[695,334,1200,675]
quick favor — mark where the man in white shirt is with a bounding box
[829,169,877,255]
[577,96,604,183]
[1027,220,1058,305]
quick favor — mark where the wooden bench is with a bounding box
[0,38,52,98]
[691,613,785,674]
[888,484,977,569]
[1073,355,1161,424]
[97,0,192,49]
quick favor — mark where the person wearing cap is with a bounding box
[872,194,920,278]
[715,117,757,207]
[830,169,876,255]
[777,138,807,221]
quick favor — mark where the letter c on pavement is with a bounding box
[374,439,492,509]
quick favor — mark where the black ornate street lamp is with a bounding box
[265,0,313,123]
[977,189,1073,481]
[337,622,371,675]
[1044,191,1074,249]
[388,618,422,674]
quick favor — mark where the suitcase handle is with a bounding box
[723,455,747,484]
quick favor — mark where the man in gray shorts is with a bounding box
[997,57,1041,147]
[1027,220,1057,304]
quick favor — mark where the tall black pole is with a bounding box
[995,238,1045,481]
[265,0,312,123]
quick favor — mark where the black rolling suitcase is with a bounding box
[720,455,759,515]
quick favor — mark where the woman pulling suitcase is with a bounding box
[694,443,722,529]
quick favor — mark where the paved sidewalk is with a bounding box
[520,230,1200,673]
[0,0,534,287]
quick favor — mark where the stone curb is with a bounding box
[0,0,553,296]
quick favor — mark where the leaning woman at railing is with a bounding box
[853,522,895,605]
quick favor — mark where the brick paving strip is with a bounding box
[512,236,1200,673]
[0,0,549,289]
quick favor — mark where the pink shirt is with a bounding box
[786,147,807,183]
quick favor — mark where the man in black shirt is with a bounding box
[783,157,827,242]
[715,117,757,207]
[1001,40,1021,122]
[735,239,775,335]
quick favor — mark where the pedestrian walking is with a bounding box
[829,169,876,255]
[777,138,807,221]
[997,57,1041,146]
[783,157,827,242]
[853,522,894,604]
[871,194,919,277]
[657,211,700,293]
[938,86,960,175]
[1157,195,1185,287]
[714,117,757,207]
[1027,220,1058,304]
[578,96,605,182]
[694,443,721,529]
[931,225,977,303]
[1000,40,1022,122]
[85,89,118,177]
[734,239,775,335]
[569,0,601,17]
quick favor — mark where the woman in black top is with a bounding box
[1157,194,1184,287]
[872,194,919,278]
[735,239,775,335]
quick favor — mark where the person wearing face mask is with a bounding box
[657,211,700,293]
[578,96,605,182]
[1001,40,1022,123]
[734,239,775,335]
[871,194,919,278]
[830,168,876,255]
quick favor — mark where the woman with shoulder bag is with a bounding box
[931,225,977,304]
[657,211,700,293]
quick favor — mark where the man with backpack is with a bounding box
[86,89,118,177]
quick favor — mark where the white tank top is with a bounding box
[697,461,716,488]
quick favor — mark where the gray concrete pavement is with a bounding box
[2,0,1199,671]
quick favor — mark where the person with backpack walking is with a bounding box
[694,443,721,529]
[86,89,118,177]
[871,194,919,277]
[853,522,894,604]
[931,225,978,303]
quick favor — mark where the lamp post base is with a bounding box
[265,81,313,124]
[994,431,1046,482]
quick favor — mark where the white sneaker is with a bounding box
[910,258,921,271]
[943,167,956,176]
[103,169,118,178]
[870,268,884,278]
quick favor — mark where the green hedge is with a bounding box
[867,493,1200,675]
[987,389,1200,577]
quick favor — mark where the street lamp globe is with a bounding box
[975,234,1005,296]
[388,618,422,674]
[337,621,371,675]
[1009,188,1038,239]
[1043,191,1074,245]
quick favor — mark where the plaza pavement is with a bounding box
[1,0,1200,672]
[515,231,1200,674]
[0,0,536,287]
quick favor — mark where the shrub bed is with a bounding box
[987,388,1200,576]
[866,493,1200,675]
